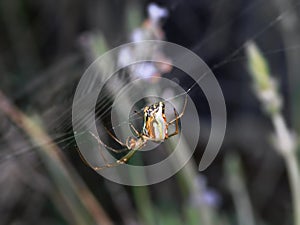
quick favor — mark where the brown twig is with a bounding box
[0,90,113,225]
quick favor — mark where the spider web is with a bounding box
[1,0,300,166]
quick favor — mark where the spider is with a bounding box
[79,95,188,170]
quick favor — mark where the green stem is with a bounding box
[284,151,300,225]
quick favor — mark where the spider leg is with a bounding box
[93,161,125,170]
[129,124,152,143]
[94,141,146,170]
[89,131,128,153]
[117,149,138,164]
[79,131,147,171]
[76,146,99,168]
[134,110,144,118]
[76,145,117,170]
[104,127,128,148]
[80,125,150,170]
[89,131,109,164]
[129,123,142,137]
[167,95,188,125]
[117,140,147,164]
[166,108,179,139]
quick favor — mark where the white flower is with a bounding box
[147,3,169,24]
[131,29,144,42]
[118,47,132,68]
[131,63,158,79]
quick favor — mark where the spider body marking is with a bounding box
[143,101,168,141]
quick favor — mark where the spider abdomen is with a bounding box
[143,101,168,141]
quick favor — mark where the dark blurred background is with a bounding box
[1,0,300,225]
